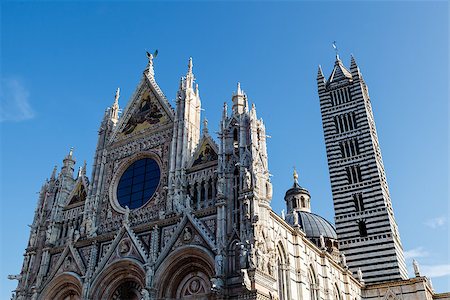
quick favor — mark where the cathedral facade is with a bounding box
[11,53,449,300]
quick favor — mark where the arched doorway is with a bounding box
[155,245,215,300]
[40,273,82,300]
[89,258,145,300]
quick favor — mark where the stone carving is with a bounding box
[119,240,130,255]
[183,228,192,242]
[293,212,299,226]
[341,252,347,269]
[145,263,155,288]
[141,288,150,300]
[413,259,420,277]
[217,176,225,196]
[123,206,130,226]
[215,252,224,276]
[238,243,248,269]
[319,234,326,250]
[243,168,252,190]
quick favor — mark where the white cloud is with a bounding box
[0,77,35,122]
[421,264,450,278]
[404,247,429,260]
[424,216,447,229]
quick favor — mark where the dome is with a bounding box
[295,211,337,240]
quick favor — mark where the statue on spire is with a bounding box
[293,167,299,184]
[145,49,158,77]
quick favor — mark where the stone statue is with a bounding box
[74,230,80,242]
[248,245,256,269]
[45,226,52,243]
[107,208,113,219]
[413,259,420,277]
[141,288,150,300]
[293,212,299,226]
[244,168,252,190]
[185,194,192,210]
[183,228,192,241]
[357,267,364,283]
[341,252,347,268]
[281,209,285,220]
[123,206,130,225]
[215,252,224,276]
[319,234,326,250]
[243,195,250,219]
[239,243,248,269]
[217,176,225,196]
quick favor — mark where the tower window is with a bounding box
[358,221,368,237]
[330,87,352,106]
[334,113,357,134]
[345,165,362,184]
[340,139,360,158]
[353,193,364,211]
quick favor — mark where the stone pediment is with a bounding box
[189,135,219,169]
[109,75,174,144]
[45,244,86,286]
[92,224,148,280]
[66,177,88,207]
[156,213,216,269]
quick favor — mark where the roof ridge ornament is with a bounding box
[332,41,340,61]
[145,49,158,77]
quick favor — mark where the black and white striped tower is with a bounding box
[317,54,408,283]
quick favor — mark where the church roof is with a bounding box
[296,211,337,240]
[327,55,352,85]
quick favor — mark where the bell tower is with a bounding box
[317,54,408,283]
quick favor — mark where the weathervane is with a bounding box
[332,41,339,58]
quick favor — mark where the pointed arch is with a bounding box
[39,272,82,300]
[308,265,319,300]
[276,241,290,300]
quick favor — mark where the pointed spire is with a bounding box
[222,102,228,119]
[188,57,193,74]
[195,83,199,97]
[110,87,120,125]
[350,54,361,79]
[185,57,194,89]
[237,82,242,95]
[317,65,324,79]
[50,165,58,181]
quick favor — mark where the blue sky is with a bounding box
[1,1,448,297]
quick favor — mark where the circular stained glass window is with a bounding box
[117,158,160,209]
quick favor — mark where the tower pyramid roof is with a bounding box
[327,55,352,85]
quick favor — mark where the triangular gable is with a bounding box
[155,212,216,269]
[327,59,352,85]
[66,177,88,207]
[109,75,175,144]
[383,289,399,300]
[188,134,219,169]
[91,224,148,280]
[45,243,86,286]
